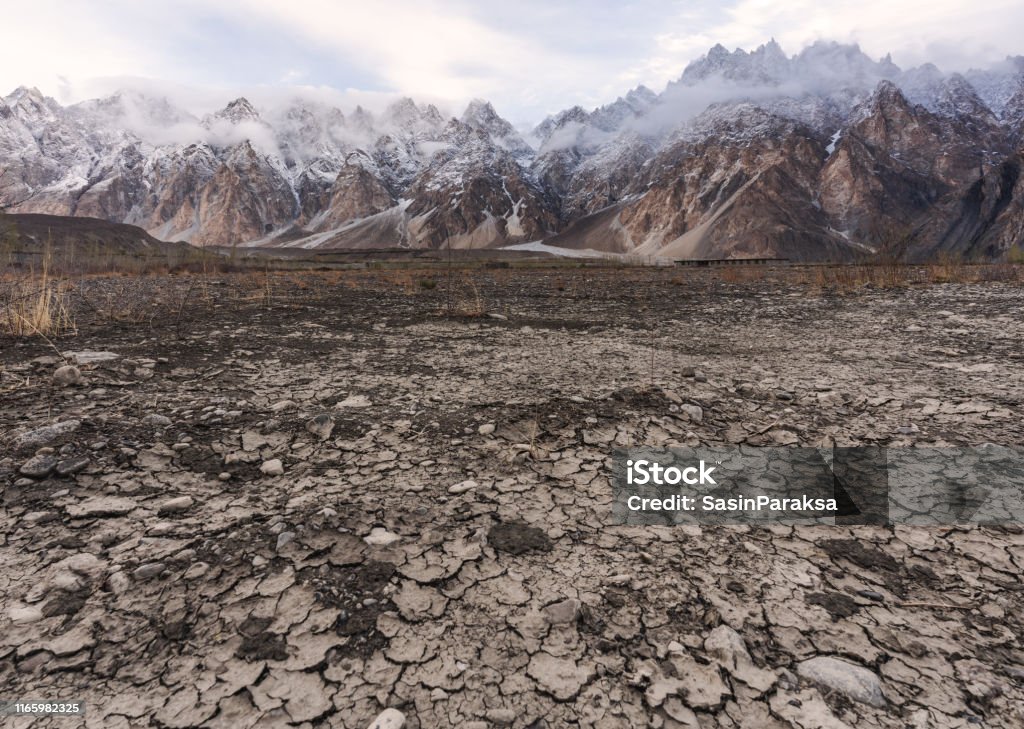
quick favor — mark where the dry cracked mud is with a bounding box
[1,267,1023,728]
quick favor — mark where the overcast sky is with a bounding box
[3,0,1022,124]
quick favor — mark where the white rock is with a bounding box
[12,420,81,450]
[365,708,405,729]
[338,394,372,408]
[797,656,885,708]
[680,404,703,423]
[64,350,119,365]
[159,496,194,513]
[9,605,44,624]
[478,423,496,435]
[364,527,401,546]
[260,459,284,476]
[448,479,478,494]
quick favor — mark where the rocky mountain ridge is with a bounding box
[2,41,1024,260]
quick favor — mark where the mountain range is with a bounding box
[2,40,1023,261]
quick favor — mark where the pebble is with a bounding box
[106,572,131,594]
[53,365,82,387]
[133,563,167,581]
[142,414,173,427]
[775,390,795,401]
[9,605,44,625]
[64,350,119,364]
[271,399,297,412]
[306,413,335,440]
[183,562,210,581]
[338,394,372,408]
[478,423,496,435]
[796,656,886,708]
[19,454,58,478]
[680,404,703,423]
[13,420,81,450]
[365,709,405,729]
[276,531,296,551]
[159,496,195,514]
[543,598,581,625]
[218,472,232,481]
[448,479,478,494]
[260,459,284,476]
[485,709,517,725]
[364,527,401,546]
[55,456,90,476]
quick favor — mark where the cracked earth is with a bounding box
[1,267,1023,728]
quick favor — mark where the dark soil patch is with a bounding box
[805,591,860,620]
[488,521,553,555]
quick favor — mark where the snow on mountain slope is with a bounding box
[2,40,1024,260]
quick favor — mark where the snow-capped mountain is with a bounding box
[2,40,1024,260]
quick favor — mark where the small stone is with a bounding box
[260,459,284,476]
[364,527,401,546]
[271,399,297,412]
[53,365,82,387]
[64,350,119,365]
[218,472,232,481]
[9,605,44,625]
[133,367,154,380]
[142,414,173,427]
[159,496,195,514]
[183,562,209,581]
[337,394,372,408]
[306,413,335,440]
[133,563,167,581]
[448,479,478,494]
[19,454,58,478]
[680,404,703,423]
[776,391,795,401]
[55,456,90,476]
[542,598,581,625]
[797,656,886,708]
[276,531,296,551]
[106,572,131,594]
[365,708,405,729]
[478,423,496,435]
[12,420,81,450]
[485,709,517,725]
[681,366,696,377]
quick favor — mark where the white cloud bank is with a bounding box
[1,0,1021,124]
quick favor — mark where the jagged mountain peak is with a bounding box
[461,98,501,125]
[2,40,1023,259]
[460,99,532,156]
[207,97,260,125]
[3,85,59,120]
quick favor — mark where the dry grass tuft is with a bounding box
[1,251,75,337]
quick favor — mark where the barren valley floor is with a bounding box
[2,267,1023,728]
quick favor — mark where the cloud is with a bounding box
[1,0,1021,125]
